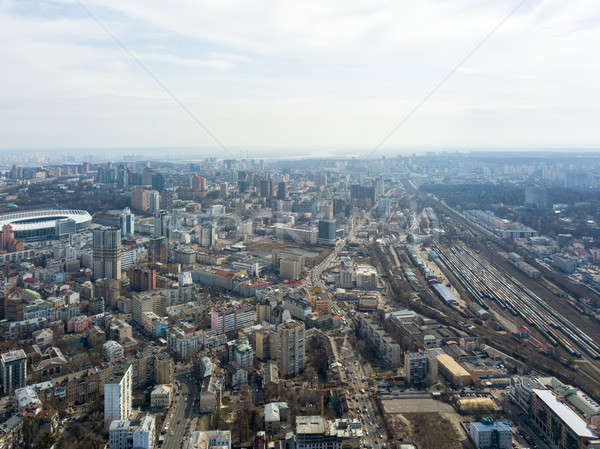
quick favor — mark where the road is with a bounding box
[161,369,198,449]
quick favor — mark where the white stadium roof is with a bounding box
[0,209,92,232]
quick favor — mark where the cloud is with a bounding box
[1,0,600,152]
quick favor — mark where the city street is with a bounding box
[161,371,198,449]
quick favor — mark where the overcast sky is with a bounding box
[1,0,600,156]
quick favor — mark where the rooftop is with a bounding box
[533,389,597,438]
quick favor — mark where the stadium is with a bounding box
[0,209,92,241]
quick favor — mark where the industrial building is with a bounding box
[436,353,471,386]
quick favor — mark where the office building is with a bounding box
[277,320,305,377]
[277,181,288,200]
[104,364,132,424]
[318,219,336,246]
[260,178,273,198]
[119,208,135,238]
[93,226,122,280]
[469,419,512,449]
[1,350,27,394]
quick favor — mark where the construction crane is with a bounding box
[305,383,353,417]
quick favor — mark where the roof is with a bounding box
[265,403,281,422]
[109,420,131,431]
[533,389,597,438]
[436,353,470,377]
[432,283,458,303]
[296,416,327,434]
[1,350,26,364]
[0,209,91,232]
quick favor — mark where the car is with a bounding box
[170,431,174,436]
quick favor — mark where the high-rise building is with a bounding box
[104,363,132,424]
[117,167,129,189]
[525,186,552,210]
[119,208,135,238]
[148,237,168,264]
[93,227,122,280]
[1,350,27,394]
[404,350,438,385]
[128,267,156,291]
[151,172,167,191]
[260,178,273,198]
[318,219,336,246]
[220,182,229,198]
[277,320,305,377]
[199,222,217,248]
[131,188,149,213]
[148,190,161,215]
[277,181,288,200]
[192,175,207,192]
[153,210,170,239]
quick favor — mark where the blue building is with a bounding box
[469,419,512,449]
[318,219,336,246]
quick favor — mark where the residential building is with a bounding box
[119,208,135,238]
[277,320,305,377]
[210,305,255,334]
[93,226,122,280]
[1,350,27,394]
[104,364,132,424]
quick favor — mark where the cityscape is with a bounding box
[2,1,600,449]
[0,154,598,449]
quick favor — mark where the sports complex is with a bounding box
[0,209,92,241]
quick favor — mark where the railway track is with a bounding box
[433,243,600,360]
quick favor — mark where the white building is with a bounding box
[185,430,232,449]
[133,414,155,449]
[109,420,131,449]
[104,364,132,424]
[119,208,135,238]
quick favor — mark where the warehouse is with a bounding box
[436,353,471,386]
[431,283,458,305]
